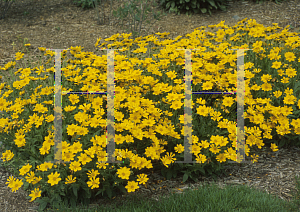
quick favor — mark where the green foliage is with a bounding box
[111,0,168,39]
[71,0,103,9]
[157,0,232,16]
[156,0,288,16]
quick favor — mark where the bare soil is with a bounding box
[1,0,300,211]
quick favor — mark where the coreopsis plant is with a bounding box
[0,18,300,211]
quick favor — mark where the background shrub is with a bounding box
[156,0,288,16]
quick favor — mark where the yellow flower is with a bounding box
[9,179,23,192]
[1,61,16,70]
[285,67,297,78]
[268,51,280,60]
[199,140,210,149]
[38,47,46,51]
[284,52,296,62]
[1,150,14,162]
[202,81,214,90]
[25,171,36,184]
[224,147,237,161]
[174,144,184,153]
[281,77,289,84]
[195,153,207,163]
[252,41,264,53]
[283,95,297,105]
[222,96,235,107]
[209,144,221,154]
[96,162,108,169]
[125,181,139,193]
[14,134,26,147]
[196,105,210,117]
[273,90,282,98]
[161,152,176,168]
[270,143,279,152]
[250,154,259,163]
[6,176,15,187]
[78,153,92,165]
[66,124,79,137]
[216,153,227,163]
[117,167,131,180]
[47,172,61,186]
[32,176,42,185]
[19,163,32,176]
[29,188,42,202]
[87,177,100,189]
[94,37,101,47]
[87,169,100,179]
[15,52,24,60]
[136,174,149,185]
[69,161,82,172]
[65,175,77,184]
[271,61,282,69]
[39,143,51,155]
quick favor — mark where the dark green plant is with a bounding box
[157,0,232,16]
[111,0,168,40]
[71,0,103,9]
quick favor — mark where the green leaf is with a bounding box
[166,1,171,9]
[51,193,61,202]
[82,186,91,199]
[207,167,212,175]
[183,172,189,183]
[96,188,104,197]
[173,171,177,178]
[30,156,36,162]
[199,167,206,175]
[73,185,78,197]
[37,199,48,211]
[70,196,77,208]
[218,4,226,11]
[106,186,112,199]
[189,173,197,182]
[161,167,167,176]
[31,146,36,156]
[207,0,217,8]
[23,181,29,190]
[44,154,53,162]
[211,173,218,181]
[293,80,300,91]
[166,168,172,180]
[200,8,207,13]
[117,184,127,194]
